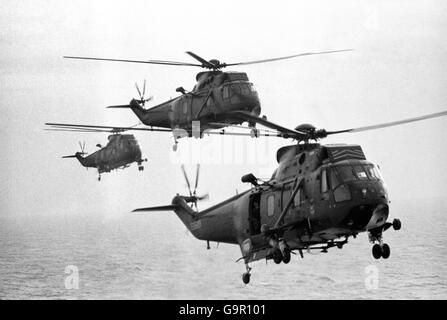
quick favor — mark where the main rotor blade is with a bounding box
[229,111,306,139]
[45,123,172,132]
[224,49,353,67]
[132,205,178,212]
[326,109,447,136]
[181,165,193,197]
[64,56,202,67]
[185,51,215,69]
[45,128,117,133]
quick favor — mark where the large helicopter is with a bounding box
[60,134,147,181]
[132,109,447,284]
[59,50,352,150]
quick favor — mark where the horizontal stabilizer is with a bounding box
[132,205,178,212]
[107,104,132,108]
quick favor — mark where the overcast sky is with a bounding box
[1,0,446,217]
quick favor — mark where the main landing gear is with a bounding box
[271,239,292,265]
[369,218,401,260]
[138,159,147,171]
[272,248,291,264]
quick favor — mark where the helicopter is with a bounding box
[60,134,147,181]
[61,50,352,150]
[132,109,447,284]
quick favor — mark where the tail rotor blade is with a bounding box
[197,193,209,201]
[142,79,146,98]
[135,82,142,100]
[181,164,193,196]
[194,164,200,196]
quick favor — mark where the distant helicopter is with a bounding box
[61,50,352,150]
[132,109,447,284]
[61,134,147,181]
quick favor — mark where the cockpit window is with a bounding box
[248,83,256,92]
[353,165,368,180]
[334,164,381,182]
[365,164,381,180]
[241,84,250,95]
[231,84,241,95]
[335,165,357,182]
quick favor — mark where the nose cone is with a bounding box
[343,203,389,231]
[342,180,390,231]
[348,180,388,202]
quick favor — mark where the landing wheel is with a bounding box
[172,144,178,152]
[98,176,101,181]
[242,272,251,284]
[273,250,283,264]
[138,166,144,171]
[337,243,344,249]
[392,219,402,230]
[381,243,391,259]
[372,244,382,259]
[282,250,291,264]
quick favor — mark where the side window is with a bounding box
[330,168,341,190]
[223,86,229,99]
[321,169,328,193]
[293,188,301,207]
[267,195,275,216]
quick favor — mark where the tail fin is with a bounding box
[107,99,147,123]
[133,196,200,237]
[62,152,87,166]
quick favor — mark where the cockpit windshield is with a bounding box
[333,164,382,182]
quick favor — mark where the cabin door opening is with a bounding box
[249,193,262,235]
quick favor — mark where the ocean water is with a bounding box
[1,199,446,299]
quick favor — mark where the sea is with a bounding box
[1,199,446,299]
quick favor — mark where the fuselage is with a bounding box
[172,143,390,262]
[76,134,143,173]
[128,71,261,134]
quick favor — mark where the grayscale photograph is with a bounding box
[1,0,446,301]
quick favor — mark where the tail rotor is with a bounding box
[180,164,209,211]
[62,141,88,158]
[135,79,153,107]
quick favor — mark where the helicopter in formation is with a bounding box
[60,134,147,181]
[56,50,352,150]
[132,109,447,284]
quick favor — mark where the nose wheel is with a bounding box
[368,219,400,260]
